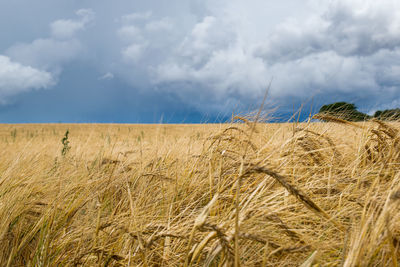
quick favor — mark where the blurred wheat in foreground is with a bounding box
[0,118,400,266]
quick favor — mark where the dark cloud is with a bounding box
[0,0,400,122]
[0,62,217,123]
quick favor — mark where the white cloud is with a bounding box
[76,9,95,23]
[145,18,174,31]
[122,43,147,62]
[8,0,396,113]
[156,45,269,97]
[143,0,400,111]
[6,9,94,72]
[51,20,85,40]
[117,15,175,64]
[51,9,95,39]
[117,25,143,43]
[0,9,95,103]
[0,55,54,101]
[178,16,236,63]
[267,52,378,98]
[99,72,114,80]
[152,13,270,108]
[121,11,152,24]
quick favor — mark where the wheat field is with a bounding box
[0,119,400,266]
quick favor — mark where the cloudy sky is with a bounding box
[1,0,400,123]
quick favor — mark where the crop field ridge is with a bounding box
[0,119,400,266]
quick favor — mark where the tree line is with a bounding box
[318,102,400,121]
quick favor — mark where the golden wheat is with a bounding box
[0,121,399,266]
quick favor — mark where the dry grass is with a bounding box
[0,120,400,266]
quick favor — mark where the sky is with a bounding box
[1,0,400,123]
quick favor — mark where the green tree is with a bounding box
[319,102,356,113]
[318,102,370,122]
[373,108,400,120]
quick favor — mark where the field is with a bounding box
[0,120,400,266]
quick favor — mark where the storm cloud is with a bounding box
[0,0,400,122]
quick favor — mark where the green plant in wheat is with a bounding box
[61,130,71,156]
[10,129,17,141]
